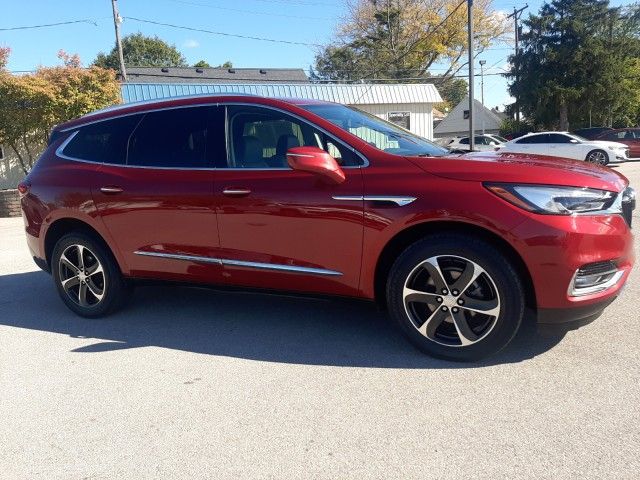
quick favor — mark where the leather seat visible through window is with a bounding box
[238,135,267,168]
[271,134,301,167]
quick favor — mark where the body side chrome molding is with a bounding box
[133,251,342,276]
[332,195,417,206]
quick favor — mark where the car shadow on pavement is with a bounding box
[0,271,567,369]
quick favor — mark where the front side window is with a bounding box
[302,104,449,157]
[127,107,209,168]
[62,115,141,164]
[226,105,360,168]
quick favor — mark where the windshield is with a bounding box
[568,133,588,142]
[301,104,449,157]
[490,135,508,143]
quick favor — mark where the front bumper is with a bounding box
[510,212,634,320]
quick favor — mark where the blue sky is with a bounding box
[0,0,630,109]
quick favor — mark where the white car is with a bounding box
[436,134,506,152]
[498,132,629,165]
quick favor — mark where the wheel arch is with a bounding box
[373,220,536,311]
[44,217,125,273]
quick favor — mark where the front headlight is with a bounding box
[485,184,620,215]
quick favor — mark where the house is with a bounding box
[120,82,442,139]
[121,67,310,84]
[433,96,508,138]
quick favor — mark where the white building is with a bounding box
[120,82,442,140]
[434,96,508,138]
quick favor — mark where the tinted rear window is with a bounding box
[62,115,141,164]
[127,107,209,168]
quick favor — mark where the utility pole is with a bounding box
[507,4,528,128]
[467,0,475,151]
[111,0,127,82]
[479,59,486,134]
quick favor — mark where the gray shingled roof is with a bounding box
[122,67,309,84]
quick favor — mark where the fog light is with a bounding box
[568,261,623,296]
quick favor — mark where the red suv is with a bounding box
[19,95,636,361]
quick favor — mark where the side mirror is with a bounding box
[570,139,579,144]
[286,146,345,184]
[489,141,497,146]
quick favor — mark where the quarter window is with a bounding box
[127,107,209,168]
[62,115,141,164]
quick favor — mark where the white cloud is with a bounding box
[183,39,200,49]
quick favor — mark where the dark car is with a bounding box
[18,94,636,361]
[573,127,614,140]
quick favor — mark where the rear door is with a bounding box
[87,106,225,284]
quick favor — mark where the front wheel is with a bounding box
[52,232,131,317]
[586,149,609,166]
[386,234,525,361]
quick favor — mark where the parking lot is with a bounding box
[1,163,639,479]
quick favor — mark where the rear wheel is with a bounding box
[52,232,131,317]
[387,234,525,361]
[586,149,609,165]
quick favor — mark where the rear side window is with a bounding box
[127,107,209,168]
[62,115,141,164]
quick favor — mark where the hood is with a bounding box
[407,151,628,192]
[590,140,627,149]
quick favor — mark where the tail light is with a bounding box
[17,181,31,197]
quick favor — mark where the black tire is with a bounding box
[386,234,525,361]
[52,232,131,317]
[585,149,609,166]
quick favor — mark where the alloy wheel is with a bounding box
[402,255,501,347]
[587,151,607,165]
[58,244,106,308]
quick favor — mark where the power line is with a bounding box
[164,0,333,20]
[0,19,99,31]
[124,16,322,47]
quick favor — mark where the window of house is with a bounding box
[463,110,470,120]
[225,105,360,168]
[62,115,142,164]
[387,112,410,130]
[127,107,211,168]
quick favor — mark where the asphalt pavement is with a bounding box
[1,163,639,479]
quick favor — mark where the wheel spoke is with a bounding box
[61,275,80,291]
[78,281,89,307]
[418,308,449,337]
[459,296,500,317]
[76,245,85,270]
[422,257,449,292]
[86,262,103,277]
[451,310,480,346]
[60,253,79,273]
[451,261,484,296]
[403,286,440,305]
[85,278,104,301]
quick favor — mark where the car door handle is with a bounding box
[100,186,124,195]
[223,188,252,197]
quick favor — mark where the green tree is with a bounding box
[507,0,640,130]
[193,60,233,68]
[93,33,187,69]
[314,0,508,106]
[0,50,120,174]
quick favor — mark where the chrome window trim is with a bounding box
[57,101,369,170]
[134,250,343,277]
[332,195,417,206]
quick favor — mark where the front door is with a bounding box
[91,105,226,284]
[213,105,365,297]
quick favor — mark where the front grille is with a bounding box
[622,187,636,227]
